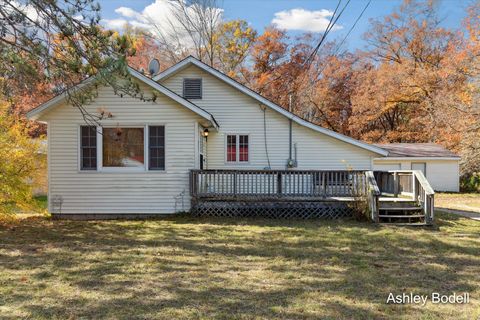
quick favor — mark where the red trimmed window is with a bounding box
[227,134,249,162]
[227,135,236,162]
[239,135,249,162]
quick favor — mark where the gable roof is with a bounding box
[27,66,219,130]
[374,143,460,159]
[153,56,388,156]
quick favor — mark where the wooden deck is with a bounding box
[189,169,435,225]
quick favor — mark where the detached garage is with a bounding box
[373,143,461,192]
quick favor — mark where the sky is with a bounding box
[98,0,471,51]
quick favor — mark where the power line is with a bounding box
[304,0,342,66]
[314,0,372,80]
[304,0,352,69]
[333,0,372,57]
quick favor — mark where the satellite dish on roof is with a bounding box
[148,59,160,76]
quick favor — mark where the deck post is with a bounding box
[322,172,326,198]
[393,171,399,197]
[412,172,417,202]
[277,172,282,195]
[233,172,237,198]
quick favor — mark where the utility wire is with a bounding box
[315,0,372,80]
[303,0,342,67]
[332,0,371,58]
[304,0,351,69]
[260,0,347,94]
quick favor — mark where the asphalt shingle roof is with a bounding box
[374,143,459,158]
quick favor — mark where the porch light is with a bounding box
[203,128,209,137]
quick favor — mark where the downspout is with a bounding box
[261,104,271,169]
[286,95,296,168]
[289,119,293,161]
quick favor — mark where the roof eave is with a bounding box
[154,57,388,156]
[128,67,219,130]
[27,67,219,130]
[374,156,461,161]
[26,76,97,121]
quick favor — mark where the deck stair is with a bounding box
[374,170,435,226]
[378,198,425,224]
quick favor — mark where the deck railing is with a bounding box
[374,170,435,224]
[190,169,369,200]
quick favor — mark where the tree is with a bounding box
[0,0,148,126]
[245,27,289,99]
[349,0,473,146]
[123,27,171,74]
[214,20,256,77]
[147,0,223,66]
[458,1,480,177]
[297,52,358,134]
[0,98,44,220]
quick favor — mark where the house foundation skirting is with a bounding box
[191,201,354,219]
[51,213,176,220]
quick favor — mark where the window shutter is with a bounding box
[149,126,165,170]
[80,126,97,170]
[183,78,202,99]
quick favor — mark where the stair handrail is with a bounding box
[411,170,435,225]
[365,171,381,222]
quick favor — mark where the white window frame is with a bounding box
[77,124,167,173]
[225,133,250,164]
[99,125,147,173]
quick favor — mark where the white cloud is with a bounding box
[101,18,130,30]
[272,8,343,33]
[114,7,144,20]
[102,0,223,47]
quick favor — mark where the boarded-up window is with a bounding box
[80,126,97,170]
[149,126,165,170]
[183,78,202,99]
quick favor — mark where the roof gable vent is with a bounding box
[183,78,202,99]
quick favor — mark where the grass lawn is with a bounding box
[436,193,480,213]
[0,212,479,319]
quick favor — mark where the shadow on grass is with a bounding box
[0,214,479,319]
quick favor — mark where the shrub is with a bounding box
[0,100,45,221]
[460,173,480,193]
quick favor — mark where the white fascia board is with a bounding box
[27,67,219,130]
[26,77,96,120]
[374,157,461,161]
[154,57,388,156]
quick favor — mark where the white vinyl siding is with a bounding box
[41,84,202,214]
[411,162,426,176]
[160,65,377,170]
[374,163,401,171]
[373,159,459,192]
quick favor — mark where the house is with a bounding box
[26,56,449,222]
[373,143,460,192]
